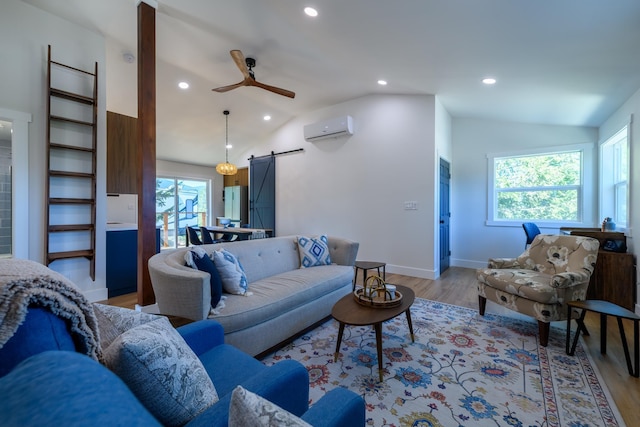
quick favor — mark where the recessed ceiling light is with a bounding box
[226,143,232,149]
[377,80,388,86]
[263,115,271,121]
[304,7,318,17]
[482,77,497,85]
[178,82,189,89]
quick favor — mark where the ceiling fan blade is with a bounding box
[230,49,252,79]
[251,79,296,98]
[211,80,247,93]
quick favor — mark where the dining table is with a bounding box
[204,226,273,241]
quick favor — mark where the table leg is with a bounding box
[617,316,634,376]
[600,313,607,355]
[405,308,415,342]
[335,322,345,362]
[634,320,639,378]
[566,304,572,355]
[374,322,383,382]
[568,308,587,356]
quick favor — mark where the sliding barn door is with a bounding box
[249,156,276,234]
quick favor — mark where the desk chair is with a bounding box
[522,222,541,248]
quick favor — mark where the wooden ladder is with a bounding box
[45,45,98,280]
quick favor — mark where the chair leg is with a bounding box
[478,296,487,316]
[538,321,550,347]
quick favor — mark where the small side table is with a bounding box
[353,261,386,291]
[566,300,640,377]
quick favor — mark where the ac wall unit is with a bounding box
[303,115,353,141]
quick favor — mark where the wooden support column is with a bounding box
[137,0,157,306]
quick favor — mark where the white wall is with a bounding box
[0,0,107,300]
[451,118,598,268]
[598,87,640,312]
[235,94,445,279]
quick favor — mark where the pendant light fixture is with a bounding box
[216,110,238,175]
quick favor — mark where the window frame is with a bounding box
[599,125,630,231]
[486,143,594,227]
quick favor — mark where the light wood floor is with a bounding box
[104,267,638,425]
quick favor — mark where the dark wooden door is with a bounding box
[249,156,276,234]
[439,158,451,273]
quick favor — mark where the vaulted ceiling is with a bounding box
[23,0,640,166]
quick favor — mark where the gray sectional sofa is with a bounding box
[148,235,359,356]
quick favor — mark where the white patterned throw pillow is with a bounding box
[297,235,332,268]
[102,317,218,426]
[229,386,311,427]
[212,249,250,295]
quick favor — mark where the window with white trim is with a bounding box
[487,144,592,226]
[600,126,629,229]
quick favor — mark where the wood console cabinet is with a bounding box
[561,228,636,311]
[587,251,636,311]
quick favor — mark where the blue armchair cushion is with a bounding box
[102,317,218,426]
[0,351,162,426]
[297,235,332,268]
[213,249,249,295]
[0,307,76,378]
[229,385,311,427]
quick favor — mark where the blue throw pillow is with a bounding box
[212,249,249,295]
[191,251,223,308]
[297,235,332,268]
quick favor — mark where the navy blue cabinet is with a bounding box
[106,228,160,298]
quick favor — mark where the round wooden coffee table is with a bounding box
[331,284,415,382]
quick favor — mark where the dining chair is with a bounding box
[199,227,214,244]
[186,226,203,246]
[522,222,541,248]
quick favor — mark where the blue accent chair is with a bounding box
[0,308,365,427]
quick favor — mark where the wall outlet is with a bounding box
[404,201,418,210]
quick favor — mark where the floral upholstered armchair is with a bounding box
[476,234,599,346]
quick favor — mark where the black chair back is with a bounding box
[186,226,203,245]
[200,227,214,244]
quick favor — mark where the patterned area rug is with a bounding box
[262,298,625,427]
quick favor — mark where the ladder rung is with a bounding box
[50,88,94,105]
[49,143,95,153]
[49,198,95,205]
[50,115,95,127]
[47,250,94,262]
[49,224,94,232]
[50,60,96,76]
[50,171,95,179]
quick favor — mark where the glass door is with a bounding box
[156,177,209,249]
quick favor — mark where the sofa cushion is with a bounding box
[229,386,311,427]
[213,249,249,295]
[209,264,352,334]
[103,317,218,426]
[476,269,559,304]
[297,235,332,268]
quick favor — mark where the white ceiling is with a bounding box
[22,0,640,166]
